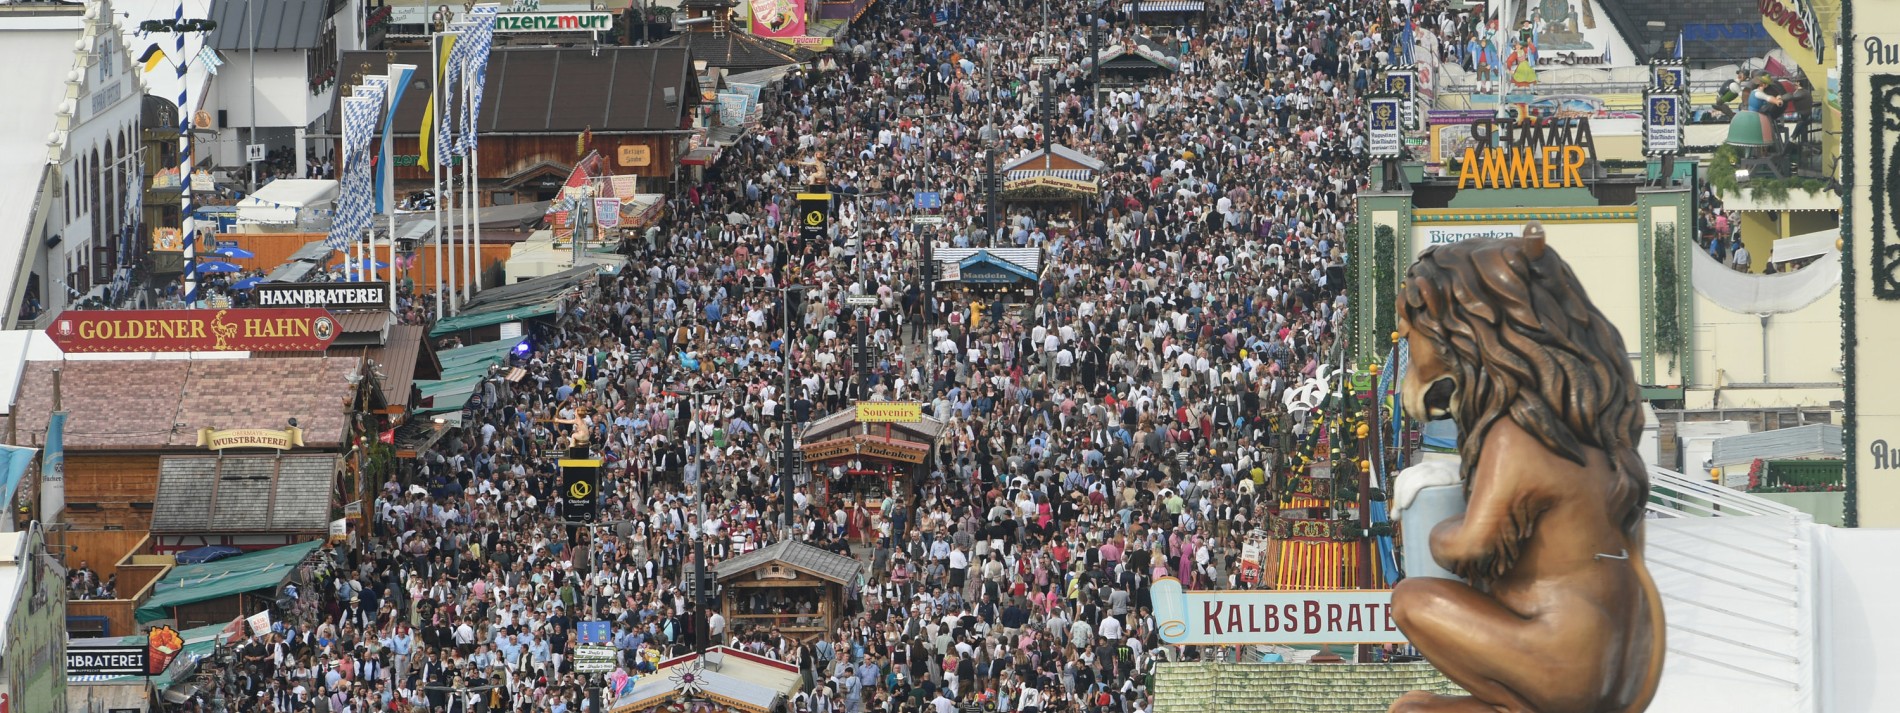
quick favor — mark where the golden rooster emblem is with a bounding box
[209,310,239,350]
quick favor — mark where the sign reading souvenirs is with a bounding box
[197,427,306,451]
[66,646,150,676]
[1644,91,1682,155]
[1367,95,1404,158]
[46,309,340,353]
[561,458,602,523]
[1149,577,1405,645]
[495,11,612,32]
[255,283,391,310]
[1454,117,1598,190]
[855,401,924,423]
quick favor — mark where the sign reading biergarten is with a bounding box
[1149,577,1405,644]
[45,309,340,353]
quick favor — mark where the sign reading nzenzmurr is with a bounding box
[494,12,611,32]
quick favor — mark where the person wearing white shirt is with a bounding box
[1100,615,1124,641]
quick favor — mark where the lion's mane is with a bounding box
[1400,236,1649,539]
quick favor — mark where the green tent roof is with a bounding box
[428,300,561,337]
[136,540,323,624]
[415,336,527,415]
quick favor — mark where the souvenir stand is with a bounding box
[711,539,865,641]
[797,403,941,540]
[999,144,1103,233]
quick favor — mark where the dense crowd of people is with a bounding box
[171,0,1448,710]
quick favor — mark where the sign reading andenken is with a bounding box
[495,11,612,31]
[67,645,150,676]
[1150,577,1405,644]
[255,283,391,310]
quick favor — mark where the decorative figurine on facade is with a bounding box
[1388,223,1666,713]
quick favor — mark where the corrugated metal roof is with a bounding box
[334,47,696,136]
[654,31,807,73]
[151,455,339,533]
[1710,424,1843,467]
[363,324,432,406]
[713,539,863,585]
[207,0,328,52]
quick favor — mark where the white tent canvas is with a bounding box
[236,179,339,228]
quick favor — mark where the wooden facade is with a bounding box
[383,133,681,205]
[718,562,845,641]
[63,454,162,531]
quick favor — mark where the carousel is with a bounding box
[797,402,942,540]
[610,646,804,713]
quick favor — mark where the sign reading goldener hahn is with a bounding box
[45,309,340,353]
[255,282,391,310]
[495,11,612,31]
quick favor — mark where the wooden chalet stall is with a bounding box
[334,47,700,205]
[1081,35,1182,86]
[798,404,941,539]
[1001,144,1102,234]
[713,540,864,642]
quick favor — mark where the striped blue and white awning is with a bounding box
[1122,0,1204,11]
[1006,169,1093,182]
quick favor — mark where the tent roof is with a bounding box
[1710,424,1844,468]
[151,455,338,534]
[206,0,328,51]
[713,539,863,585]
[240,179,338,209]
[1769,227,1840,262]
[137,540,322,623]
[416,336,528,415]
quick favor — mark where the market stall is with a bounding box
[797,403,941,540]
[712,540,864,641]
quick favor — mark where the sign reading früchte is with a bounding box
[46,309,340,353]
[255,283,391,310]
[1150,577,1405,644]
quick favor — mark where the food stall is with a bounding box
[797,403,941,540]
[711,540,864,641]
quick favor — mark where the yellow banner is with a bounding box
[855,401,923,423]
[198,427,304,450]
[796,192,832,201]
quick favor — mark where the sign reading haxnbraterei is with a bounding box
[255,282,391,310]
[67,645,150,676]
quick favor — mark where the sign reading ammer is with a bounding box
[255,283,391,310]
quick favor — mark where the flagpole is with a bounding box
[175,2,197,308]
[462,74,475,304]
[432,31,445,320]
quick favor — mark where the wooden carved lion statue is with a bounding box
[1389,223,1665,713]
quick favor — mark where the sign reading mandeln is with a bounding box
[255,283,391,310]
[1149,577,1405,644]
[494,11,611,32]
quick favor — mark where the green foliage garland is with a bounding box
[1707,144,1831,202]
[1653,223,1682,370]
[1374,225,1397,343]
